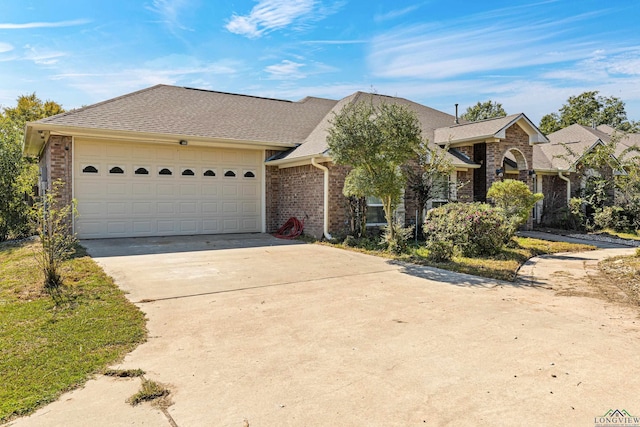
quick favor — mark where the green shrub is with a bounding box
[593,206,632,232]
[486,179,543,232]
[423,202,510,257]
[382,222,414,255]
[425,239,454,262]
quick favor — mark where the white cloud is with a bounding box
[0,19,90,29]
[146,0,192,32]
[265,60,305,79]
[23,45,67,65]
[225,0,316,38]
[0,42,13,53]
[374,4,423,23]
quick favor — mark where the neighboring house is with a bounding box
[533,123,640,224]
[23,84,588,240]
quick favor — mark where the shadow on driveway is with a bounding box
[81,233,301,257]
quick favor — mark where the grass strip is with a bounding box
[0,241,147,423]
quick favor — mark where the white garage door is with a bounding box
[74,139,262,239]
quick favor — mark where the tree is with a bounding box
[327,99,422,243]
[0,93,63,241]
[403,141,454,239]
[460,100,507,122]
[538,91,639,134]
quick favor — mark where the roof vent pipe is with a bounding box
[455,104,459,124]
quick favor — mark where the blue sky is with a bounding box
[2,0,640,124]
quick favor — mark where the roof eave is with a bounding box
[265,153,332,168]
[24,122,298,155]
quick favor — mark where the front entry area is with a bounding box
[73,139,263,239]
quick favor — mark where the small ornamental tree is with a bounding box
[486,179,543,232]
[327,99,422,244]
[33,180,77,299]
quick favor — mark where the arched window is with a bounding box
[224,170,236,177]
[181,169,195,176]
[159,168,173,176]
[135,167,149,175]
[243,171,255,178]
[82,165,98,173]
[109,166,124,174]
[203,169,216,177]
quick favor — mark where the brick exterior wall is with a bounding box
[39,135,73,207]
[328,164,350,235]
[266,161,351,239]
[486,125,534,194]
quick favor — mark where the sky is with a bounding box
[1,0,640,125]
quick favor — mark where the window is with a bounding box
[181,168,195,176]
[224,170,236,178]
[203,169,216,177]
[158,168,173,176]
[366,196,386,224]
[429,174,452,209]
[109,166,124,174]
[135,167,149,175]
[243,171,255,178]
[82,165,98,174]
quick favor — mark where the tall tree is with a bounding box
[327,99,422,242]
[539,91,639,134]
[460,100,507,122]
[0,93,63,241]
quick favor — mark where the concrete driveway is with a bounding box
[9,234,640,427]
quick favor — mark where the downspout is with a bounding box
[558,171,571,205]
[310,157,332,240]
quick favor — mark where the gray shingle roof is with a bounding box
[34,85,337,145]
[275,91,464,164]
[433,113,547,145]
[534,123,640,171]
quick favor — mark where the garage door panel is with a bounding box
[132,182,153,196]
[222,218,239,232]
[242,202,258,215]
[107,202,127,215]
[75,139,262,238]
[107,183,128,196]
[180,184,197,196]
[76,182,103,197]
[180,202,197,214]
[179,220,197,233]
[132,202,153,215]
[157,220,176,233]
[157,183,176,197]
[201,184,218,196]
[157,202,175,214]
[242,218,259,231]
[77,201,103,216]
[133,221,153,234]
[222,185,237,197]
[202,219,219,233]
[241,184,258,197]
[106,222,127,234]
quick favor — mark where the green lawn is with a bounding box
[0,241,146,423]
[327,236,595,282]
